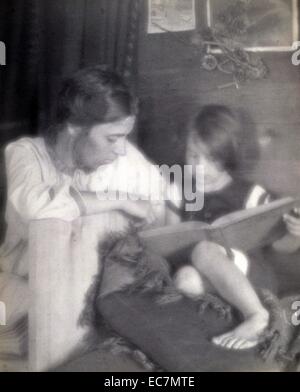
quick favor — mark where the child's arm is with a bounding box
[284,208,300,238]
[272,208,300,254]
[244,185,300,254]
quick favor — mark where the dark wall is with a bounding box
[137,2,300,196]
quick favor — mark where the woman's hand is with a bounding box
[121,199,157,226]
[284,208,300,237]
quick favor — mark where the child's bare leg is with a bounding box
[191,241,269,350]
[174,265,208,298]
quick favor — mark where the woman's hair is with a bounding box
[45,65,137,145]
[190,105,243,175]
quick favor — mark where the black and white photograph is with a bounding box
[1,0,300,375]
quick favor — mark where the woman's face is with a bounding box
[73,116,135,173]
[185,133,225,188]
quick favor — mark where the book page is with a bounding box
[213,197,296,227]
[140,221,210,257]
[210,197,300,251]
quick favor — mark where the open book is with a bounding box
[140,197,300,258]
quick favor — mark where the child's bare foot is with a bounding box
[212,309,269,350]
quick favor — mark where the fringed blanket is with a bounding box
[80,228,300,372]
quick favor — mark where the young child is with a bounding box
[168,105,300,351]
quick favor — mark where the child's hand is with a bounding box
[284,208,300,237]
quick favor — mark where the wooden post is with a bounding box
[28,213,128,371]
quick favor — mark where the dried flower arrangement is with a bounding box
[193,26,269,84]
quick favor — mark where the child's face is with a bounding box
[185,133,226,189]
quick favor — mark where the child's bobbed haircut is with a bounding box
[191,105,242,175]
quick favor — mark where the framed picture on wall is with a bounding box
[207,0,299,52]
[148,0,196,34]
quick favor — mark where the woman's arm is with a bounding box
[72,188,157,225]
[6,143,156,225]
[5,143,80,222]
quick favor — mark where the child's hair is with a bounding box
[190,105,242,175]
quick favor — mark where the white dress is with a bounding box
[0,136,167,326]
